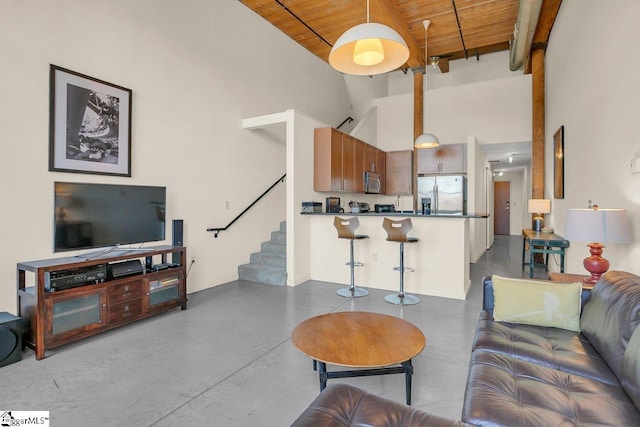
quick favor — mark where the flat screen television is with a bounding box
[54,182,166,252]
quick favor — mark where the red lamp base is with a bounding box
[583,242,609,285]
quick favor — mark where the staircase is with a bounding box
[238,221,287,286]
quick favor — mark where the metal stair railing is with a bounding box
[337,116,354,130]
[207,173,286,238]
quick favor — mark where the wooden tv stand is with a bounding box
[17,245,187,360]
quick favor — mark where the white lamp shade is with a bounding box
[565,209,632,244]
[414,133,440,148]
[528,199,551,214]
[329,23,409,75]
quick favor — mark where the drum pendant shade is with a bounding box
[329,22,409,75]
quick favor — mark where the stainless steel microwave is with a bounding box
[364,171,382,194]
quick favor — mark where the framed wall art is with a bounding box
[554,125,564,199]
[49,65,132,176]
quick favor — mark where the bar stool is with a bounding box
[333,216,369,297]
[383,218,419,305]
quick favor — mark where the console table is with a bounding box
[521,229,569,278]
[548,272,594,290]
[17,245,187,360]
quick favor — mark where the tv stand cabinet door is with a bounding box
[44,288,107,347]
[145,271,185,311]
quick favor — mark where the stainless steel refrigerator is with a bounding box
[417,175,467,215]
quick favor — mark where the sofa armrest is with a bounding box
[291,383,472,427]
[481,276,593,313]
[482,276,494,311]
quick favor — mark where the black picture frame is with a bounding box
[49,65,132,176]
[554,125,564,199]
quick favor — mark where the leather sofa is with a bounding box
[291,271,640,426]
[290,382,472,427]
[462,270,640,426]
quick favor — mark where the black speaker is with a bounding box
[0,312,22,367]
[108,259,144,278]
[172,219,184,264]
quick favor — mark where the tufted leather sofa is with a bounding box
[291,382,472,427]
[462,270,640,426]
[291,271,640,426]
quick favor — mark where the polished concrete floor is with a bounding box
[1,235,543,426]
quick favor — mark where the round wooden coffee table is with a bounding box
[291,311,426,405]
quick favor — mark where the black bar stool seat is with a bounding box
[383,218,419,305]
[334,217,369,297]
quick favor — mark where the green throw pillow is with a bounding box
[492,275,582,332]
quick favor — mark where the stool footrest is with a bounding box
[345,261,365,267]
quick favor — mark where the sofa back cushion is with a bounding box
[580,271,640,378]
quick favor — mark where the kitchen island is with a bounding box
[305,212,487,300]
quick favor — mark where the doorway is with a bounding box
[494,181,510,235]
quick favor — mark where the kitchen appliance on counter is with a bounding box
[301,202,322,213]
[349,201,370,213]
[326,197,341,213]
[418,175,467,215]
[364,171,382,194]
[375,204,396,213]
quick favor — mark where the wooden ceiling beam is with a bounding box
[438,57,450,73]
[369,0,425,69]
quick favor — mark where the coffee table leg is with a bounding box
[403,360,414,405]
[318,362,328,391]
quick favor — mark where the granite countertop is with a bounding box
[301,211,489,219]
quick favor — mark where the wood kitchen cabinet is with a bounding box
[314,127,345,191]
[314,127,384,193]
[385,150,413,195]
[352,138,365,193]
[364,144,385,174]
[417,143,467,174]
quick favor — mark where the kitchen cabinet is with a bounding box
[314,127,384,193]
[364,145,385,174]
[314,127,345,191]
[385,150,413,195]
[417,143,467,174]
[352,138,365,193]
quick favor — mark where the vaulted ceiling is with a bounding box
[240,0,521,73]
[240,1,562,171]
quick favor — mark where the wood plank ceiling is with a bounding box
[240,0,520,73]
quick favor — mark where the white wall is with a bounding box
[471,137,489,261]
[379,74,532,146]
[0,0,377,313]
[546,0,640,275]
[388,51,521,95]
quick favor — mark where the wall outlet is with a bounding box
[224,201,230,209]
[631,157,640,174]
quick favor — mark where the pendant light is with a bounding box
[415,20,439,149]
[329,0,409,76]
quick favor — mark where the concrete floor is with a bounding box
[1,235,544,426]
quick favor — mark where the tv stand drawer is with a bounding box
[108,281,144,304]
[108,299,143,324]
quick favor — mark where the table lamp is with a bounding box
[528,199,551,232]
[564,207,632,284]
